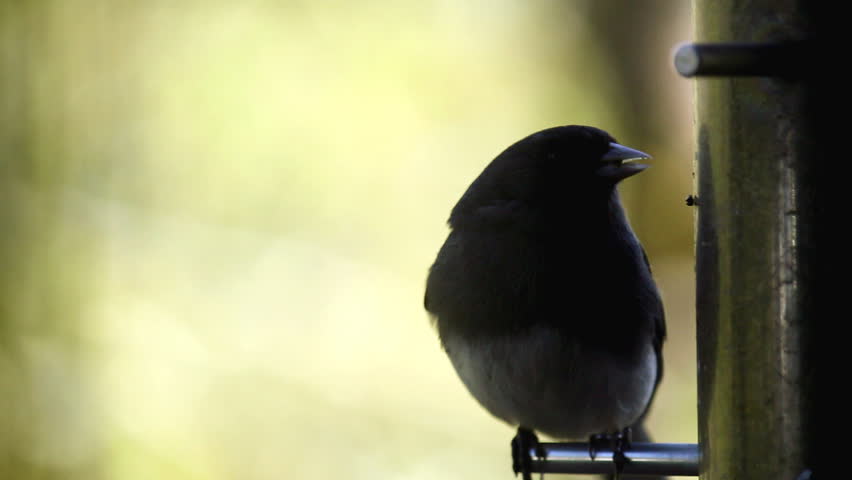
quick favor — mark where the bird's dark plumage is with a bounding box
[425,125,665,446]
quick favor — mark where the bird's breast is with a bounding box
[442,325,657,439]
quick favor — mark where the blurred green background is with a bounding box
[1,1,695,479]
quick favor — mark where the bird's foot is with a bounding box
[612,427,632,478]
[588,427,632,479]
[511,427,546,480]
[588,432,607,461]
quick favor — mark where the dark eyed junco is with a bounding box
[425,125,665,478]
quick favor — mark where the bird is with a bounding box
[424,125,665,479]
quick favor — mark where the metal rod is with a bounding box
[674,42,807,77]
[526,442,699,477]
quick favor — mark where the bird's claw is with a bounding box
[588,433,606,461]
[612,427,632,478]
[588,427,632,479]
[511,428,546,480]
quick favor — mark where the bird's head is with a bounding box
[449,125,650,228]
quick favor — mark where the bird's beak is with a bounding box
[597,142,651,181]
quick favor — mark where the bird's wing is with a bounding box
[424,231,460,318]
[619,246,667,467]
[632,245,666,438]
[640,246,666,370]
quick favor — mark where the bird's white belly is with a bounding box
[442,326,657,439]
